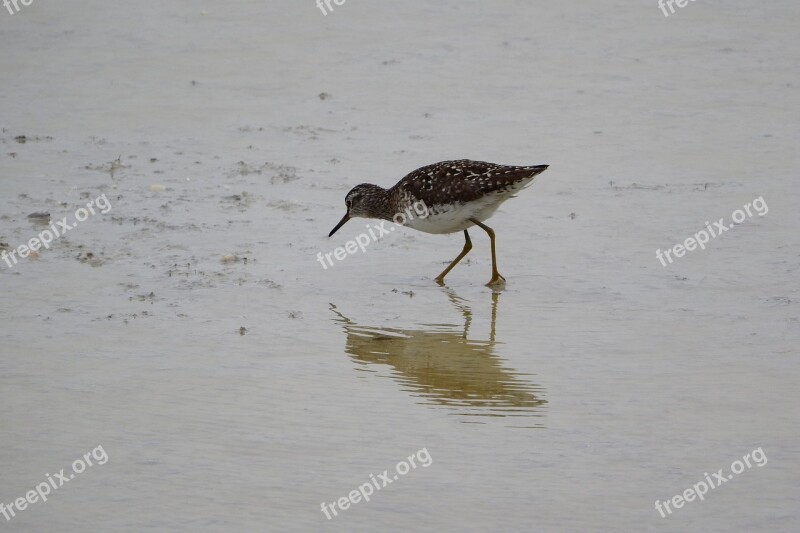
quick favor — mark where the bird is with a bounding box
[328,159,549,286]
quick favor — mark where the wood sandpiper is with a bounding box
[328,159,548,286]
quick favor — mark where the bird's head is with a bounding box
[328,183,388,237]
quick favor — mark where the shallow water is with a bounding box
[1,1,799,532]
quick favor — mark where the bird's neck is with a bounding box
[369,186,399,221]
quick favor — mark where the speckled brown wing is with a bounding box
[390,159,548,206]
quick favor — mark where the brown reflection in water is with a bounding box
[331,290,546,426]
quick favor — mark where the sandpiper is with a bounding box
[328,159,548,286]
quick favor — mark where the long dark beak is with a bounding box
[328,213,350,237]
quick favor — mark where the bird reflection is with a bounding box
[330,289,546,426]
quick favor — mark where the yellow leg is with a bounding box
[434,230,472,284]
[469,218,506,286]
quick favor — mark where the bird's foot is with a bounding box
[486,273,506,288]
